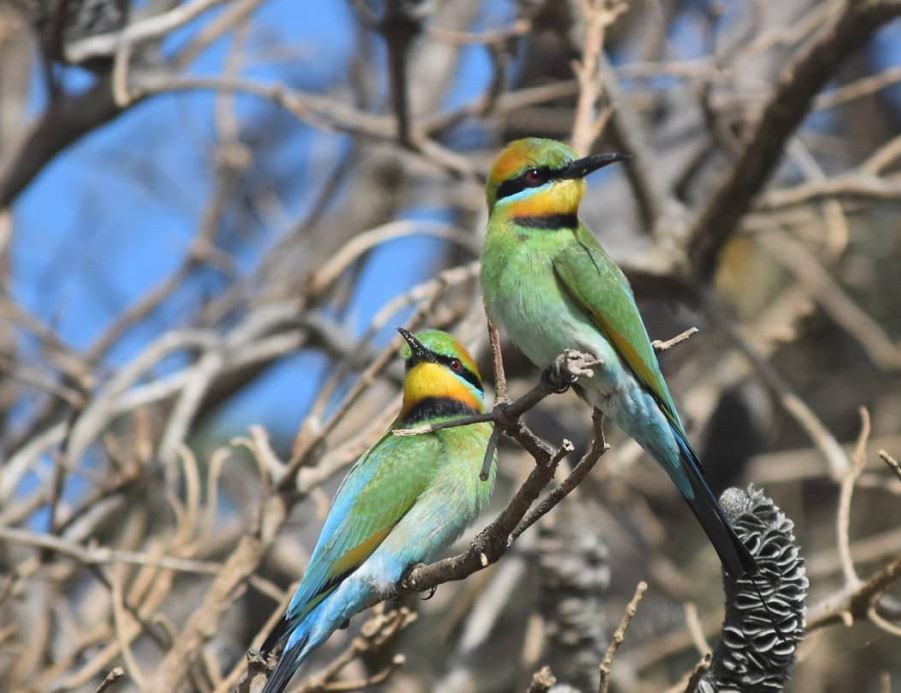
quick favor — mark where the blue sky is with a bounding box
[8,2,900,517]
[10,1,510,448]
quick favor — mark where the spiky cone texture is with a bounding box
[698,486,808,693]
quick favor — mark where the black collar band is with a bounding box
[401,397,481,425]
[512,213,578,230]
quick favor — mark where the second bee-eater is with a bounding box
[259,329,495,693]
[481,138,756,578]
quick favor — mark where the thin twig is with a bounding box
[683,602,711,657]
[837,408,871,587]
[0,526,228,576]
[652,327,699,353]
[807,555,901,631]
[701,290,851,480]
[570,0,627,156]
[682,653,712,693]
[688,0,901,278]
[759,229,901,371]
[597,580,648,693]
[428,19,530,45]
[511,410,607,543]
[401,352,604,595]
[93,667,125,693]
[878,449,901,482]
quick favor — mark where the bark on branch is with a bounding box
[687,0,901,279]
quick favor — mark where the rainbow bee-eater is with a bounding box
[480,138,756,578]
[260,329,495,693]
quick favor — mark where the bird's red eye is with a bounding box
[524,168,543,185]
[450,358,462,372]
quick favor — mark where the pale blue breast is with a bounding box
[483,241,625,397]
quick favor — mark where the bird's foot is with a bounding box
[543,349,601,393]
[400,562,436,599]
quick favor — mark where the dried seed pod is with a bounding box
[698,486,808,692]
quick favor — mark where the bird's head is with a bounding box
[397,328,485,420]
[485,138,628,219]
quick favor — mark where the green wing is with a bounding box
[553,224,683,431]
[285,431,440,621]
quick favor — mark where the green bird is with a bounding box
[480,138,756,578]
[260,329,496,692]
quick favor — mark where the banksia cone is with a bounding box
[699,486,808,692]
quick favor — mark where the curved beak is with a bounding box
[558,152,630,180]
[397,327,433,364]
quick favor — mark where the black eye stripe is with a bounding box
[407,350,483,391]
[435,354,482,391]
[495,166,556,201]
[494,178,525,202]
[496,168,550,200]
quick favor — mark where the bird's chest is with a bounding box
[483,240,628,404]
[484,245,603,369]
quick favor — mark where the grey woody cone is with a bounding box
[698,486,808,693]
[536,498,610,691]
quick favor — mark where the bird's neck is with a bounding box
[400,362,485,425]
[493,180,583,230]
[399,396,482,426]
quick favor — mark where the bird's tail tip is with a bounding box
[260,629,311,693]
[691,492,758,579]
[672,429,758,579]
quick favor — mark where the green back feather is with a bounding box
[553,224,684,433]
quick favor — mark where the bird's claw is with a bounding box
[400,563,421,590]
[543,350,601,393]
[399,563,438,600]
[542,367,575,393]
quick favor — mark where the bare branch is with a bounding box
[93,667,125,693]
[652,327,699,353]
[878,449,901,482]
[597,580,648,693]
[688,0,901,278]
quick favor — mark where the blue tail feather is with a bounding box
[261,597,330,693]
[260,613,296,657]
[670,425,758,578]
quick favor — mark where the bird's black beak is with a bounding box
[397,327,433,364]
[558,152,630,179]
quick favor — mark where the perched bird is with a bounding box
[480,138,757,578]
[260,328,495,693]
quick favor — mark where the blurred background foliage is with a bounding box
[0,0,899,691]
